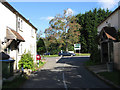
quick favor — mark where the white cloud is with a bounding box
[46,17,54,20]
[66,8,74,15]
[40,16,54,21]
[98,0,118,10]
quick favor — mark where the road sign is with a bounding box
[74,44,81,50]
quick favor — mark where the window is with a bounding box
[31,28,34,38]
[18,17,23,31]
[18,43,22,54]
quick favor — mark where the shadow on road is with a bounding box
[21,56,110,88]
[57,56,90,67]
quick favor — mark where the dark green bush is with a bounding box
[18,51,34,69]
[90,47,101,63]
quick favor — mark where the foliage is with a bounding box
[37,38,46,55]
[31,60,46,71]
[18,51,34,69]
[98,70,120,86]
[44,55,58,57]
[44,9,81,52]
[76,8,112,53]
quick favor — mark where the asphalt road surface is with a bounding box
[21,56,110,89]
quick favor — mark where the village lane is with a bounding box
[20,56,110,89]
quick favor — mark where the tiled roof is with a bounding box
[103,27,117,40]
[10,29,25,41]
[104,32,116,40]
[7,28,25,42]
[101,27,117,41]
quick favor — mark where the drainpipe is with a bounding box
[16,13,18,70]
[108,41,110,62]
[100,42,103,63]
[0,39,2,90]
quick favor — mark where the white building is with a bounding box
[0,2,37,70]
[97,6,120,33]
[97,6,120,70]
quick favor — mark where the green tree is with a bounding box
[37,38,46,55]
[76,8,112,53]
[45,9,81,51]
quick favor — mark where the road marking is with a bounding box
[77,75,82,78]
[63,72,68,90]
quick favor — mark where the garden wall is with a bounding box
[113,42,120,70]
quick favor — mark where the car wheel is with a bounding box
[71,54,73,56]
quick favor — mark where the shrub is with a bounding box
[18,51,34,69]
[90,47,101,63]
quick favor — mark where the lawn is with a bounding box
[43,53,90,57]
[98,70,120,86]
[43,55,59,57]
[75,53,90,56]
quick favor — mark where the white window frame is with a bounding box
[31,28,34,38]
[18,17,23,31]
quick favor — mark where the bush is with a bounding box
[90,47,101,63]
[18,51,34,69]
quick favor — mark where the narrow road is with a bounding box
[21,56,110,89]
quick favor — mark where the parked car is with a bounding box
[44,52,50,55]
[58,51,75,56]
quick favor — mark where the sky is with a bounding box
[8,0,119,37]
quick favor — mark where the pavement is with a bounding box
[87,64,108,74]
[20,56,111,89]
[86,64,120,88]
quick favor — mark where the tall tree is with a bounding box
[45,9,81,51]
[76,8,112,53]
[37,38,46,55]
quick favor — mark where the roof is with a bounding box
[10,29,25,41]
[97,6,120,28]
[1,2,37,31]
[6,28,25,42]
[101,27,117,41]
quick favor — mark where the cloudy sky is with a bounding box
[9,0,119,37]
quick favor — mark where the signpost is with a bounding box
[74,44,81,54]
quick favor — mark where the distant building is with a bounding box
[0,2,37,70]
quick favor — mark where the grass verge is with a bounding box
[75,53,90,56]
[84,60,101,66]
[2,74,28,89]
[43,55,58,57]
[98,70,120,86]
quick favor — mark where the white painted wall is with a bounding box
[0,3,17,70]
[17,17,37,68]
[0,3,16,44]
[97,10,119,33]
[0,2,37,69]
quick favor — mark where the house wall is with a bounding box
[17,17,37,69]
[113,42,120,70]
[97,10,119,33]
[0,3,16,44]
[0,2,37,70]
[0,3,17,70]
